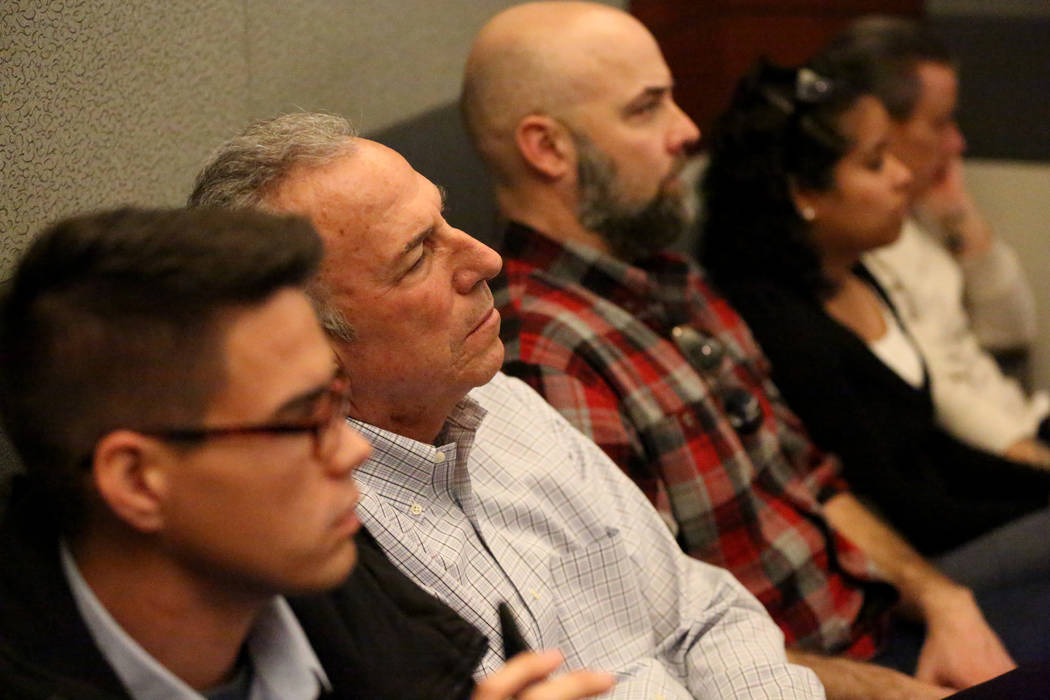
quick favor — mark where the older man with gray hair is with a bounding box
[190,112,824,698]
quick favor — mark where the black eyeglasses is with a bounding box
[139,372,353,461]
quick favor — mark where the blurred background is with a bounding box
[2,0,1048,387]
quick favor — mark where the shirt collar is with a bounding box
[60,543,329,700]
[349,388,487,507]
[503,221,697,327]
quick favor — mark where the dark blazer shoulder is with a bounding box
[0,477,130,698]
[290,529,486,700]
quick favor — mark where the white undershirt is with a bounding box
[868,299,926,389]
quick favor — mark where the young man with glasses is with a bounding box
[0,207,611,700]
[0,207,370,699]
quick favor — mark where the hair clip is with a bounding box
[795,68,833,103]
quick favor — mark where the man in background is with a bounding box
[462,2,1019,697]
[815,16,1049,465]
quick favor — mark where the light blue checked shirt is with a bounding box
[351,372,824,699]
[61,544,329,700]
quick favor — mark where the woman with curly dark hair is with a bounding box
[699,61,1050,557]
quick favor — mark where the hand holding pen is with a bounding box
[471,602,615,700]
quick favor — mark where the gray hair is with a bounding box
[188,112,357,208]
[188,112,359,342]
[306,277,357,344]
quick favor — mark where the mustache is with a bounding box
[663,155,698,188]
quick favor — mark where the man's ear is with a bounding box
[514,114,574,180]
[91,430,170,534]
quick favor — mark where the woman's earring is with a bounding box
[800,205,816,222]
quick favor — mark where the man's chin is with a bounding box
[603,202,693,261]
[470,339,505,389]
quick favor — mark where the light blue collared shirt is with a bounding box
[60,544,330,700]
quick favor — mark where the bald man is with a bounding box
[464,2,1017,698]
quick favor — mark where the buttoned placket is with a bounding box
[441,422,551,658]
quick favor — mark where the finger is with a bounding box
[913,653,936,685]
[472,650,564,700]
[519,670,616,700]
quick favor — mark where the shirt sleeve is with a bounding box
[865,222,1046,452]
[510,378,825,698]
[960,238,1037,351]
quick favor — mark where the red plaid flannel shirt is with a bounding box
[494,222,896,657]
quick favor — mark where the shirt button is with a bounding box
[433,451,446,463]
[409,503,423,515]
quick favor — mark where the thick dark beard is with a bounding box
[574,134,692,262]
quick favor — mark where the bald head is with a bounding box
[462,2,666,183]
[463,2,699,258]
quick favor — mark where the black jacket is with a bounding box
[717,270,1050,556]
[0,476,486,699]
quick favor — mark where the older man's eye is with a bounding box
[403,250,429,278]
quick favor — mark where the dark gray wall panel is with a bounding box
[370,103,502,250]
[930,16,1050,161]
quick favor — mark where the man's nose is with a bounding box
[452,229,503,294]
[668,101,701,154]
[327,421,371,478]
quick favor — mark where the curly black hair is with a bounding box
[699,60,865,299]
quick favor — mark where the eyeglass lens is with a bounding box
[315,387,352,460]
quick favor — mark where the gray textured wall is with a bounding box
[2,1,247,277]
[2,0,632,279]
[0,0,627,485]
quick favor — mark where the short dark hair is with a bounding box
[812,16,954,121]
[700,60,864,299]
[0,207,322,534]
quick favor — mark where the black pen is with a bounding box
[498,601,531,659]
